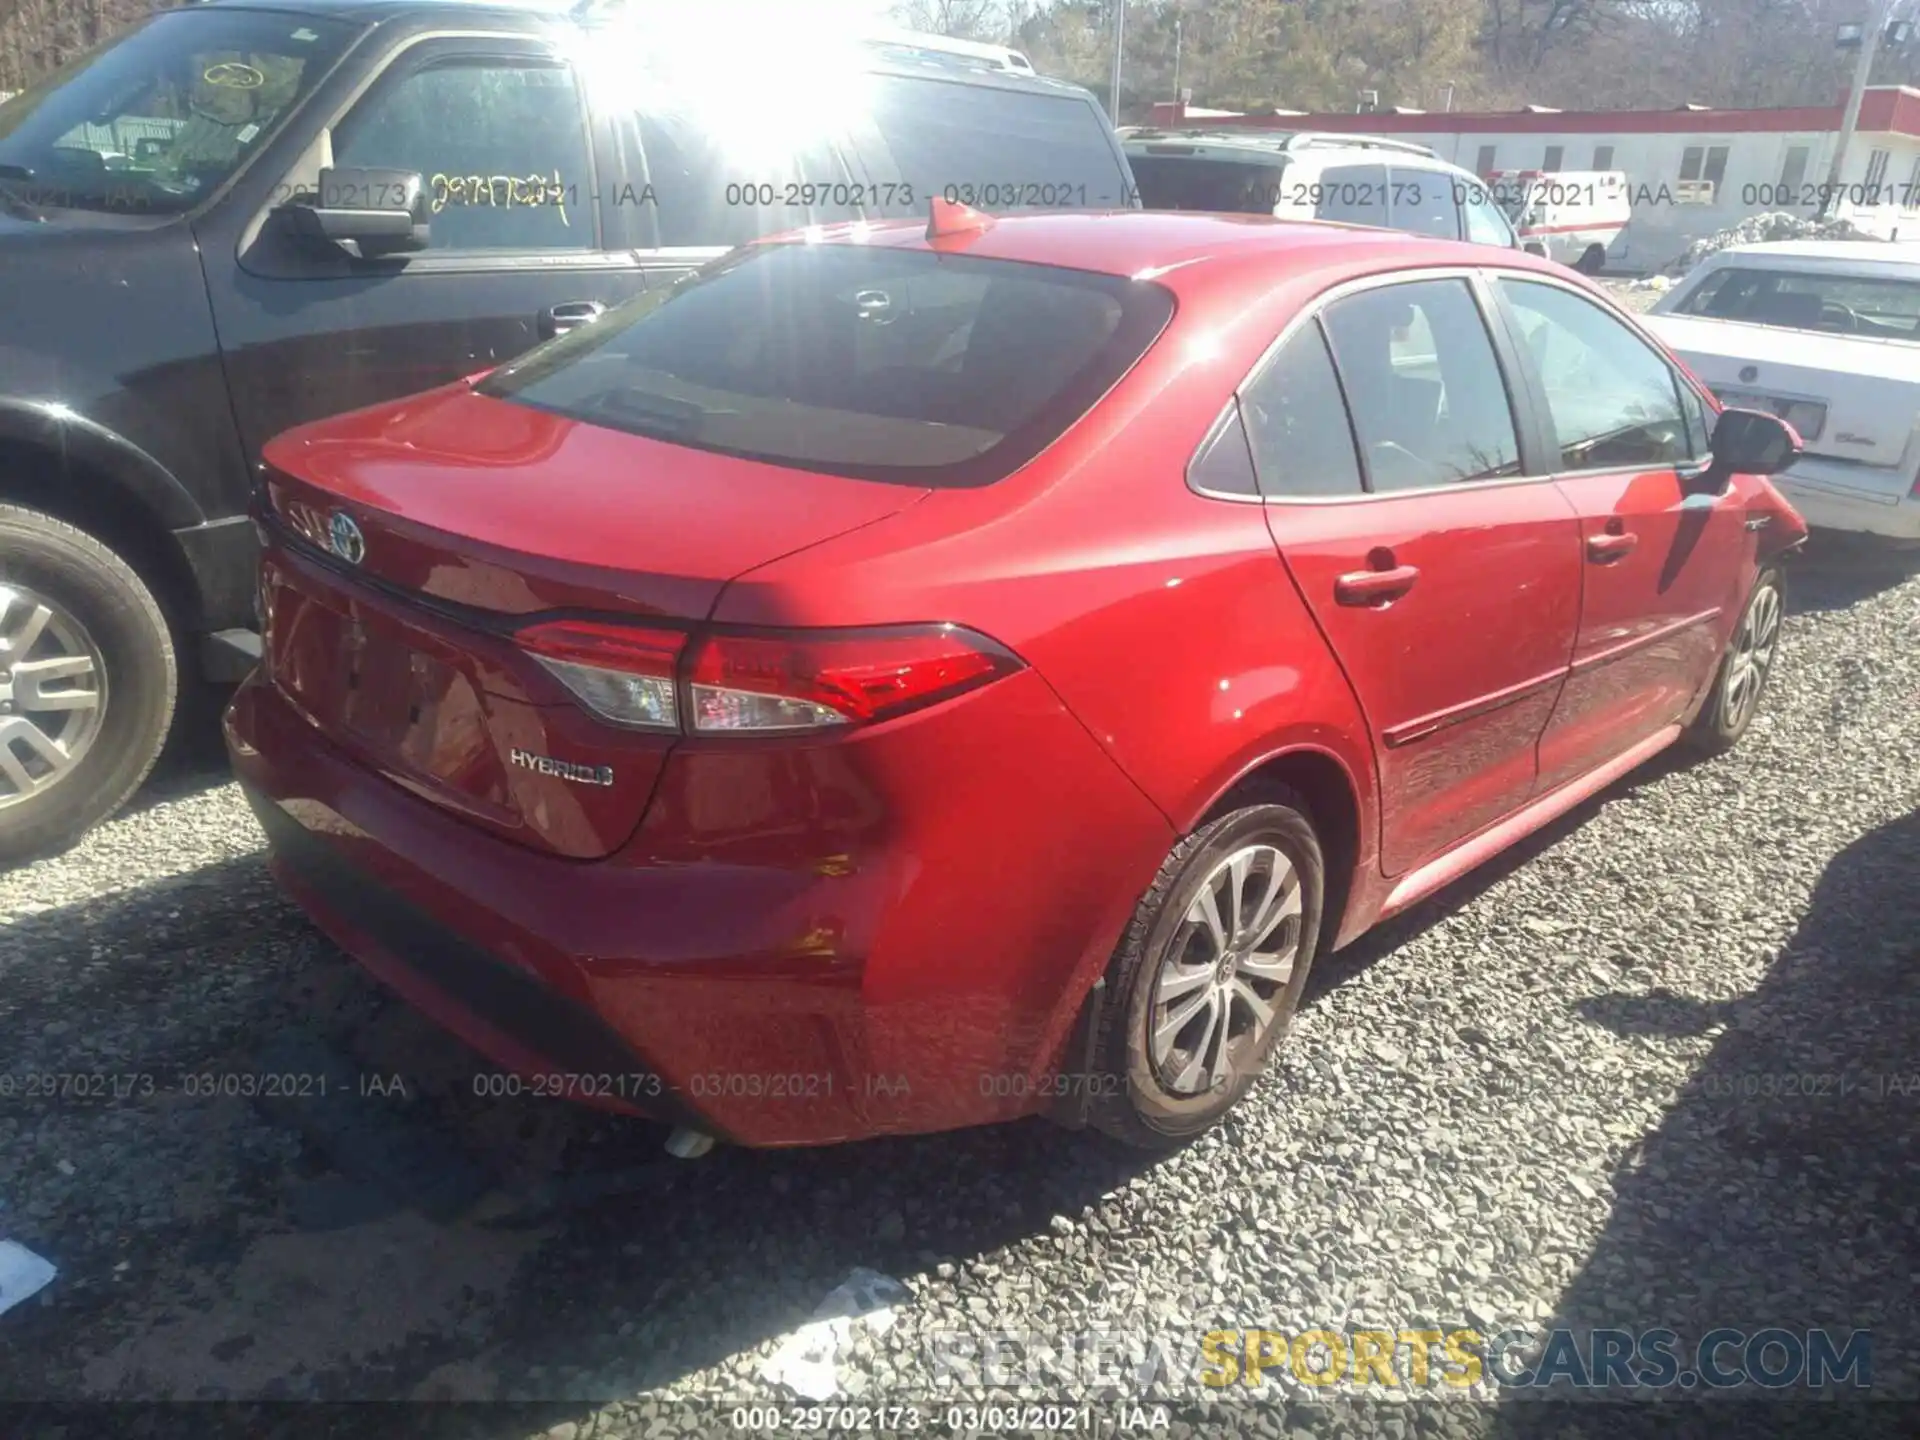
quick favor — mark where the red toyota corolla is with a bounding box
[225,205,1807,1152]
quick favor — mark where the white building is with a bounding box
[1148,87,1920,271]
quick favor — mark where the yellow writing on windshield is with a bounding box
[429,169,570,227]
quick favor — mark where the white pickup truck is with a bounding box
[1644,240,1920,544]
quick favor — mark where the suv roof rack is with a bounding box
[1280,131,1437,158]
[1122,128,1438,160]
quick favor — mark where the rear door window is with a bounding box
[1238,323,1365,498]
[858,73,1133,214]
[1321,278,1523,491]
[1312,163,1389,227]
[477,244,1173,486]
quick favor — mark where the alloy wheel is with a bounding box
[1149,842,1302,1097]
[0,582,108,811]
[1722,579,1781,733]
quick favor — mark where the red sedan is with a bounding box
[225,205,1807,1151]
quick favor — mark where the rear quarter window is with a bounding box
[860,74,1133,214]
[1128,153,1285,214]
[477,243,1173,487]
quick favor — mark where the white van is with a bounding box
[1486,169,1631,274]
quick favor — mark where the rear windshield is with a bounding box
[477,243,1174,487]
[0,9,355,217]
[1674,266,1920,339]
[1128,152,1284,214]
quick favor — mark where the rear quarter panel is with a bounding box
[712,252,1385,1044]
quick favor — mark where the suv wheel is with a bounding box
[1575,244,1607,275]
[1684,565,1783,757]
[1089,792,1324,1150]
[0,504,176,865]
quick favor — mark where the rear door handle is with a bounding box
[1586,531,1639,562]
[1334,564,1421,606]
[538,300,606,339]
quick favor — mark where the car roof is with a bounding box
[195,0,1098,96]
[788,209,1562,288]
[1123,131,1464,173]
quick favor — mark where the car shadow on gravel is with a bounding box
[1516,807,1920,1422]
[0,849,1162,1421]
[1785,539,1920,616]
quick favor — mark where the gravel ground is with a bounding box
[1,541,1916,1439]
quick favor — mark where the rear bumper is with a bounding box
[225,664,1171,1146]
[1774,462,1920,542]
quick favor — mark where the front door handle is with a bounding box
[1586,531,1639,562]
[1334,564,1421,606]
[538,300,606,339]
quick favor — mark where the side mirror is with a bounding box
[1712,406,1801,476]
[280,166,429,259]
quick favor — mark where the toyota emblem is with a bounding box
[327,511,366,566]
[1738,365,1759,383]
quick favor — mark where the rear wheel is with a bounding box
[1684,566,1783,757]
[1089,793,1324,1150]
[1575,244,1607,275]
[0,504,176,865]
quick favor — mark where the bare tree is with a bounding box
[891,0,1007,39]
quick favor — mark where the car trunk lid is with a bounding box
[1647,313,1920,482]
[259,385,929,858]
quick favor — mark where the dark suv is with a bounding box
[0,0,1136,861]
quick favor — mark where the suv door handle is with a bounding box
[1586,531,1639,562]
[538,300,606,339]
[1334,564,1420,606]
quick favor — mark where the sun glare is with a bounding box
[557,1,877,169]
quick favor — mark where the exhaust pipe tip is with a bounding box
[665,1126,716,1159]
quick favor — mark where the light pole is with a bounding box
[1822,0,1897,216]
[1108,0,1126,123]
[1172,16,1182,109]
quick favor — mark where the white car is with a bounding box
[1644,240,1920,544]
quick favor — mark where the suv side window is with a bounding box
[633,112,858,249]
[1312,162,1389,227]
[1239,321,1365,498]
[1462,185,1516,247]
[332,59,594,252]
[1321,278,1523,492]
[1497,278,1691,471]
[1389,164,1460,239]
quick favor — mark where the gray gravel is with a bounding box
[1,548,1917,1437]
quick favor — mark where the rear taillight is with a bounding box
[515,621,1022,735]
[684,625,1021,733]
[516,620,685,732]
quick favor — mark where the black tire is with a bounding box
[1575,244,1607,275]
[0,504,176,865]
[1089,791,1325,1150]
[1683,565,1784,758]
